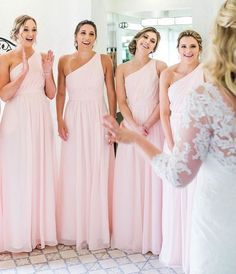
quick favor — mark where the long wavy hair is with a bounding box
[204,0,236,96]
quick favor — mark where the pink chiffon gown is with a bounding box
[159,64,204,270]
[112,60,164,254]
[57,53,114,250]
[0,52,57,252]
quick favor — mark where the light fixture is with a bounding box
[175,17,192,25]
[141,16,192,27]
[119,22,142,31]
[119,22,128,29]
[141,19,158,26]
[157,17,175,25]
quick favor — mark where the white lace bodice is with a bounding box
[152,83,236,186]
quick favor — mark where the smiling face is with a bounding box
[75,24,96,50]
[17,19,37,47]
[136,31,158,55]
[178,36,201,64]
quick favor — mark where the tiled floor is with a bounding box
[0,245,184,274]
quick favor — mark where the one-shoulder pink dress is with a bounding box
[0,52,57,252]
[57,54,114,250]
[112,60,164,254]
[159,64,204,272]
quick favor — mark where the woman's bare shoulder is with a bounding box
[0,50,16,64]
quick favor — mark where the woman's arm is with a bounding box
[143,61,167,133]
[56,56,68,141]
[42,50,56,99]
[160,69,174,150]
[102,54,116,117]
[116,65,146,135]
[0,50,28,101]
[103,87,211,187]
[103,115,159,155]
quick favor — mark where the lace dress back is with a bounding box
[152,82,236,274]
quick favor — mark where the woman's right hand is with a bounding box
[103,115,136,144]
[58,119,69,141]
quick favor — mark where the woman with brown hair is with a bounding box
[56,20,116,250]
[111,27,166,254]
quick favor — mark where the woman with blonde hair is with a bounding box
[103,0,236,272]
[112,27,166,254]
[0,15,57,252]
[159,29,204,272]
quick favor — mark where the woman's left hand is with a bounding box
[103,115,136,144]
[42,50,54,75]
[105,131,116,145]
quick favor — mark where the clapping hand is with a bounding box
[42,50,54,75]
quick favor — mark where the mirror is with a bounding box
[107,9,192,69]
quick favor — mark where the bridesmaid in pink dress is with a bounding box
[56,20,116,250]
[0,15,57,252]
[159,30,204,271]
[112,27,166,254]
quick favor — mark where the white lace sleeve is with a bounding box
[152,88,212,187]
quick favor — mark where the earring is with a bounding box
[92,41,96,48]
[74,41,78,49]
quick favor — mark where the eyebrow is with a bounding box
[144,34,156,39]
[23,25,36,28]
[180,43,197,45]
[80,29,94,32]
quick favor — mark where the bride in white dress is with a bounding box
[103,1,236,273]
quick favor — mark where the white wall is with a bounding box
[91,0,108,53]
[0,0,92,57]
[192,0,225,59]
